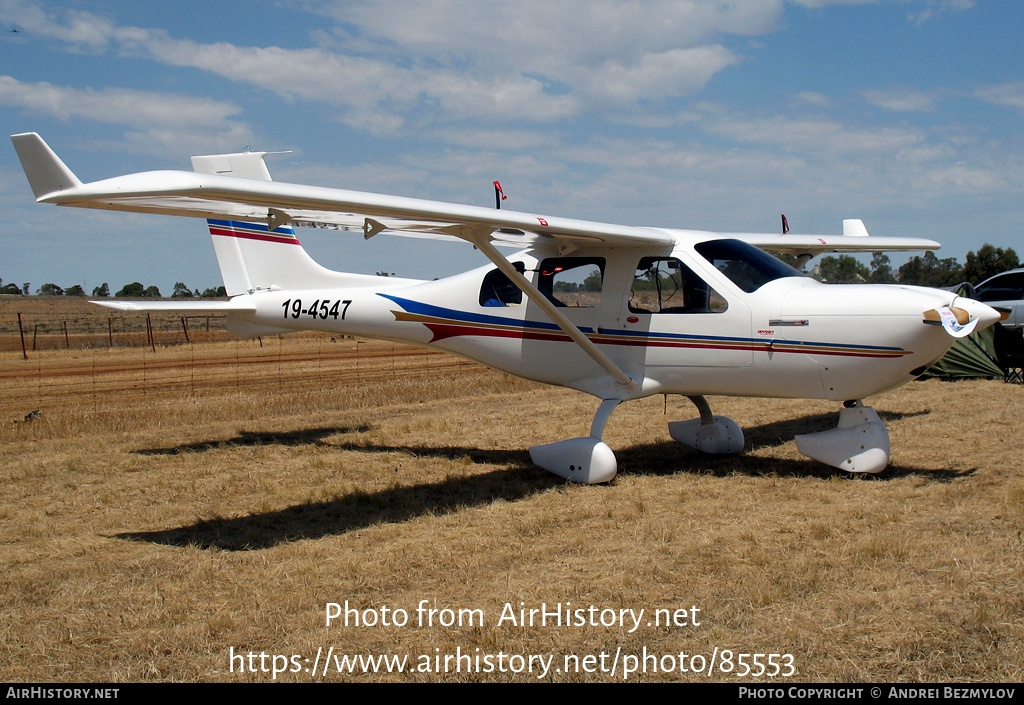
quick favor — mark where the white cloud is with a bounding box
[975,83,1024,113]
[796,91,830,106]
[581,46,739,102]
[322,0,774,107]
[923,162,997,191]
[705,113,926,154]
[432,128,555,151]
[787,0,880,8]
[907,0,974,25]
[783,0,974,24]
[319,0,782,66]
[0,76,252,153]
[0,0,116,47]
[0,0,784,131]
[862,88,939,112]
[534,98,1018,232]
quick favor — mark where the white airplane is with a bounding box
[11,132,1003,483]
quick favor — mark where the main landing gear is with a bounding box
[529,396,890,484]
[529,399,621,485]
[528,395,745,485]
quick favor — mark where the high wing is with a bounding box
[727,218,939,257]
[11,132,940,254]
[11,132,670,250]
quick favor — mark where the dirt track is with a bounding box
[2,335,482,418]
[0,338,462,380]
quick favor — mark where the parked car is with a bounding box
[974,268,1024,330]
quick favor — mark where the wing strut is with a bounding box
[456,225,640,393]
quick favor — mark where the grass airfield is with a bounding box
[1,306,1022,682]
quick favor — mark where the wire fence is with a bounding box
[0,308,482,426]
[1,309,230,355]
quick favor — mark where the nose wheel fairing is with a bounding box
[794,404,890,474]
[668,395,745,455]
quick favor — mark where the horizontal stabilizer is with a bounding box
[89,298,293,339]
[90,299,256,313]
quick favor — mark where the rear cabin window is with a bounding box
[479,262,526,307]
[538,257,605,307]
[629,257,728,314]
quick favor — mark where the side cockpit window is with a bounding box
[694,239,803,293]
[538,257,605,308]
[479,262,526,307]
[630,257,728,314]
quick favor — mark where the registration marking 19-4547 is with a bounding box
[282,298,352,320]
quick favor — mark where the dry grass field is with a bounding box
[1,298,1022,682]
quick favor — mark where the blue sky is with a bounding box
[2,0,1022,295]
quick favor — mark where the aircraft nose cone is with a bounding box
[953,296,1002,331]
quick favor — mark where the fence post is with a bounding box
[17,313,27,359]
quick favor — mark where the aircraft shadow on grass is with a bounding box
[116,407,970,551]
[133,425,372,455]
[115,457,552,551]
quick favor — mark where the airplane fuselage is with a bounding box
[228,239,972,404]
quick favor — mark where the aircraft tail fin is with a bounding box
[10,132,82,199]
[191,149,407,295]
[206,218,349,295]
[204,218,422,295]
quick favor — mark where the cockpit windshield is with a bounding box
[694,239,806,293]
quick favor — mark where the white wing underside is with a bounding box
[12,132,940,255]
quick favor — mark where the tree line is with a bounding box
[788,243,1018,286]
[0,279,227,298]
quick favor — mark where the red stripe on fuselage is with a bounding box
[208,226,301,245]
[424,322,568,343]
[420,320,908,358]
